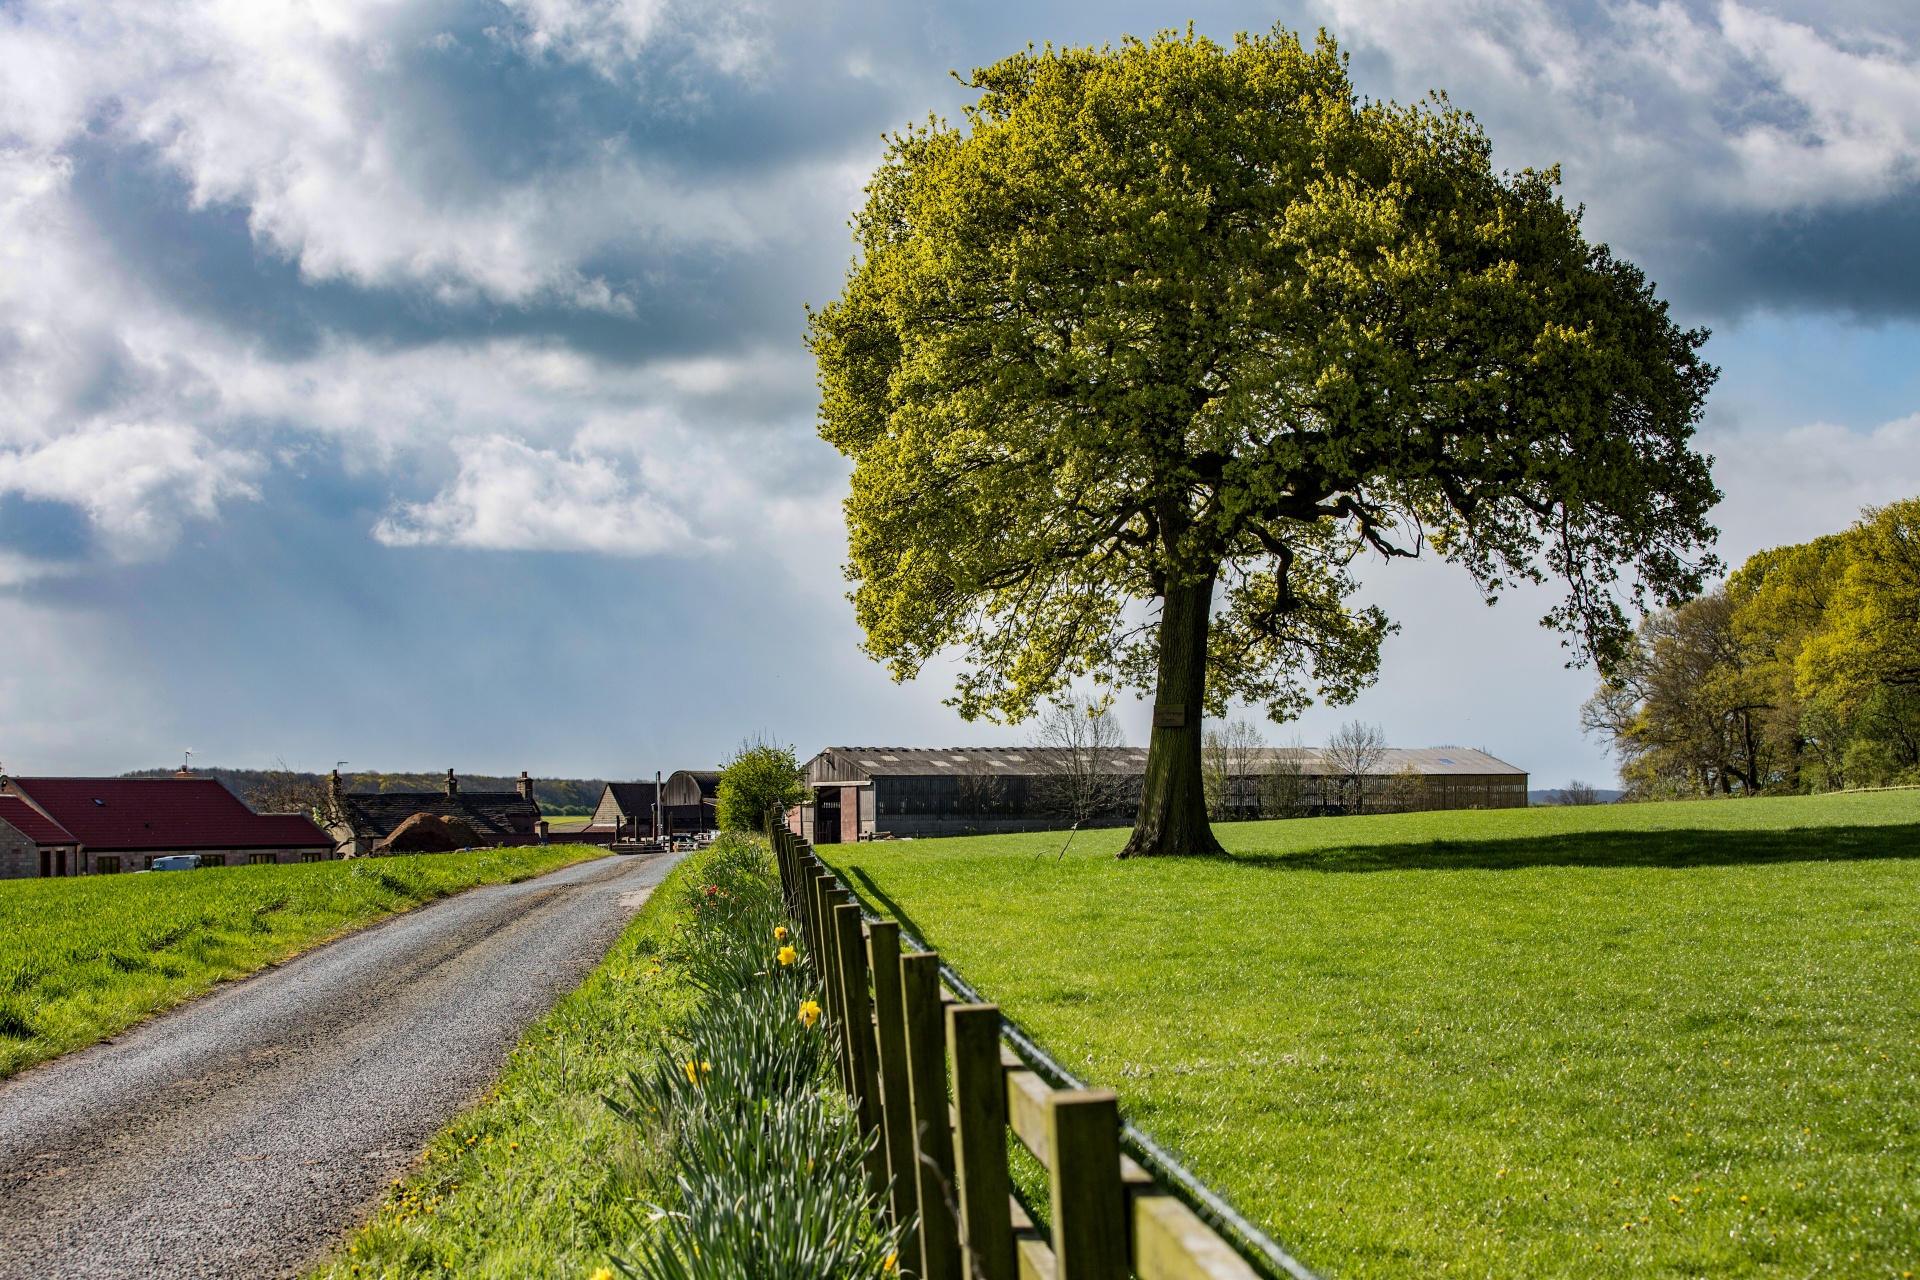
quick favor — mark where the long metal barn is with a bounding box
[792,745,1527,843]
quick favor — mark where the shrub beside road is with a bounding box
[826,791,1920,1278]
[0,845,605,1080]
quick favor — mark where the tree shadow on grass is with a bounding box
[842,866,942,952]
[1219,822,1920,874]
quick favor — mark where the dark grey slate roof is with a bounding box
[600,782,656,816]
[339,792,540,841]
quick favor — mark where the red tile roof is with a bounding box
[8,778,330,852]
[0,795,76,845]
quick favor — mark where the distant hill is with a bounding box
[1528,787,1625,806]
[120,767,622,816]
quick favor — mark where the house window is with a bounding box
[248,852,277,866]
[144,856,156,870]
[96,856,121,875]
[300,851,325,863]
[200,854,227,868]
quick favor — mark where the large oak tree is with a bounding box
[807,28,1720,856]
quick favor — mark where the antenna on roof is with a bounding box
[178,749,194,778]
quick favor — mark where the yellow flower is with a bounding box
[774,925,789,940]
[883,1252,899,1273]
[778,945,798,967]
[799,998,821,1028]
[591,1269,614,1280]
[682,1059,712,1085]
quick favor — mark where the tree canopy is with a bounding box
[809,27,1720,854]
[1586,498,1920,795]
[714,738,811,833]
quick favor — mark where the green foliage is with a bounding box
[808,26,1718,728]
[0,846,603,1080]
[1589,498,1920,795]
[823,792,1920,1279]
[714,738,810,832]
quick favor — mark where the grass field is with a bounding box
[0,846,605,1081]
[823,792,1920,1279]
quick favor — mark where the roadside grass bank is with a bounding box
[313,835,898,1280]
[826,789,1920,1279]
[0,845,606,1080]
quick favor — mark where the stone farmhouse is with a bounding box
[0,774,332,876]
[326,769,545,857]
[793,744,1527,842]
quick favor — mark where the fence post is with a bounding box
[1048,1089,1127,1280]
[947,1003,1017,1280]
[867,920,920,1241]
[810,870,851,1092]
[833,900,890,1201]
[900,952,962,1280]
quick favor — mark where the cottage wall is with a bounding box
[0,819,36,879]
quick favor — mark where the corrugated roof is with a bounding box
[809,747,1150,782]
[10,778,330,851]
[0,795,76,844]
[807,744,1523,780]
[339,792,540,841]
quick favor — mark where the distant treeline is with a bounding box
[121,767,616,816]
[1584,497,1920,798]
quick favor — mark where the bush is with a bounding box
[714,737,811,832]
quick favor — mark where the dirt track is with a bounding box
[0,850,681,1279]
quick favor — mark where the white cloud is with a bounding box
[0,423,262,558]
[372,433,698,554]
[1702,411,1920,558]
[1317,0,1920,227]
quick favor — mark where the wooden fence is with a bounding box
[771,826,1312,1280]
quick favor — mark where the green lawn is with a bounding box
[0,846,606,1080]
[823,792,1920,1279]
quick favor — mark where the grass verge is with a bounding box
[826,790,1920,1279]
[312,835,896,1280]
[0,845,606,1080]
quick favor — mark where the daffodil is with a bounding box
[883,1252,899,1273]
[799,998,821,1028]
[778,945,798,966]
[682,1059,712,1085]
[591,1268,614,1280]
[774,925,789,940]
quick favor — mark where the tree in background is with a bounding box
[715,737,811,833]
[1323,721,1387,814]
[809,27,1719,856]
[1202,719,1267,820]
[1260,739,1312,819]
[1558,780,1600,806]
[1581,588,1779,797]
[1586,498,1920,795]
[1027,697,1133,825]
[250,760,334,825]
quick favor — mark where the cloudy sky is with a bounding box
[2,0,1918,787]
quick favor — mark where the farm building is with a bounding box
[587,779,660,841]
[794,747,1148,842]
[661,770,719,835]
[792,744,1527,842]
[327,769,544,857]
[0,796,81,878]
[0,774,332,873]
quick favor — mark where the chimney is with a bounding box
[517,771,534,802]
[175,765,193,778]
[445,769,459,797]
[329,769,345,805]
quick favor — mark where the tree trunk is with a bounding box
[1120,574,1225,858]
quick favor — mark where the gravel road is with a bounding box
[0,849,684,1279]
